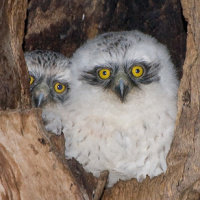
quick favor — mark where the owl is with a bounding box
[25,50,71,134]
[56,30,178,187]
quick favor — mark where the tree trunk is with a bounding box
[0,110,84,200]
[0,0,30,110]
[1,0,200,199]
[0,1,85,199]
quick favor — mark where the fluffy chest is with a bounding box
[64,99,173,146]
[64,87,174,140]
[62,86,176,186]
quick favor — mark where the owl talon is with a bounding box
[42,110,62,135]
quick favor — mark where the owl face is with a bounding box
[71,31,178,102]
[25,50,71,108]
[81,60,160,102]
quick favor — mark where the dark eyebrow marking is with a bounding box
[125,60,160,85]
[80,67,101,86]
[140,63,160,84]
[80,65,117,88]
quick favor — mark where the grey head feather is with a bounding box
[25,50,71,108]
[71,30,175,102]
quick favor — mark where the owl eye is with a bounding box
[54,83,66,94]
[131,65,144,78]
[29,75,34,85]
[98,68,111,79]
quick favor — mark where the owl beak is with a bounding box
[115,78,129,102]
[35,93,45,107]
[32,83,50,107]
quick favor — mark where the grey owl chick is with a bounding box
[25,50,71,134]
[53,31,179,186]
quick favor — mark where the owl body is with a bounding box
[64,84,176,185]
[58,30,178,186]
[25,50,71,134]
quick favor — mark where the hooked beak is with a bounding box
[32,83,50,108]
[114,78,129,102]
[34,93,45,107]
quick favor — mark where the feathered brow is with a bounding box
[80,66,114,88]
[125,60,160,85]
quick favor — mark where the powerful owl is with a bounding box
[25,50,71,134]
[56,30,178,186]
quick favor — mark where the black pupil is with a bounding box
[103,71,107,75]
[135,69,140,73]
[57,84,63,90]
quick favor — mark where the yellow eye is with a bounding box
[98,69,111,79]
[29,75,34,85]
[54,83,66,94]
[131,66,144,78]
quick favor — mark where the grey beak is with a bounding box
[119,79,125,98]
[115,79,129,102]
[32,82,50,108]
[34,93,44,107]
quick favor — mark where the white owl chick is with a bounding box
[57,30,179,187]
[25,50,72,134]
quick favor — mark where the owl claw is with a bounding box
[42,110,62,135]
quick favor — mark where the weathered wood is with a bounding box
[0,0,86,199]
[0,109,84,200]
[0,0,30,110]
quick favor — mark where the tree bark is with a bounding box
[0,1,86,199]
[0,0,30,110]
[0,110,84,200]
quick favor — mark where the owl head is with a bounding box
[25,50,71,108]
[70,30,178,103]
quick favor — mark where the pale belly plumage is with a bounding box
[62,97,176,186]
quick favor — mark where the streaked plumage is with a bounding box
[25,50,71,134]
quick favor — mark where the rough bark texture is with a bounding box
[0,0,30,110]
[0,0,96,199]
[0,109,84,200]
